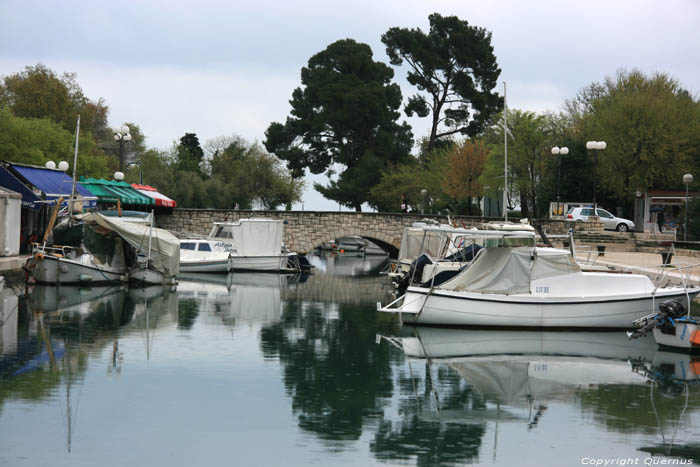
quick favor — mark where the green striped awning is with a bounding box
[80,177,155,206]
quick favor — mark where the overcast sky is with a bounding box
[1,0,698,210]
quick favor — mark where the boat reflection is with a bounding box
[378,326,700,462]
[177,272,293,324]
[309,250,389,276]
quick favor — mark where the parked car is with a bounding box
[566,207,635,232]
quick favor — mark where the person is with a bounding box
[400,194,408,213]
[656,210,664,232]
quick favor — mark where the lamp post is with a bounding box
[421,189,427,215]
[586,141,606,211]
[551,146,569,217]
[113,125,132,172]
[684,173,693,241]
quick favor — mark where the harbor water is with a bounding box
[0,251,698,466]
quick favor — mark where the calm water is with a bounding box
[0,252,699,467]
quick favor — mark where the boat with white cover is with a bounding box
[179,239,231,273]
[378,228,700,329]
[207,219,298,272]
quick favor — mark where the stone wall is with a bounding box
[156,209,608,254]
[157,209,506,253]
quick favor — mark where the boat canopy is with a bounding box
[210,219,284,256]
[439,246,580,295]
[398,225,536,262]
[82,213,180,277]
[398,226,452,262]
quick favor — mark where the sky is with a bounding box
[1,0,699,210]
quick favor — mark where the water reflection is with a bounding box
[379,327,700,464]
[0,254,699,466]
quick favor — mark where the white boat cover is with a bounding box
[440,247,580,294]
[211,219,284,256]
[82,213,180,277]
[398,226,451,261]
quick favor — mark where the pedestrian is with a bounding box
[400,194,408,213]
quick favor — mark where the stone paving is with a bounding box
[576,250,700,286]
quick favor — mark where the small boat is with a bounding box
[379,227,700,329]
[81,212,180,285]
[179,239,231,273]
[321,236,387,255]
[629,299,700,352]
[207,219,300,272]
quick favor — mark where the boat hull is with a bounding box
[230,255,288,272]
[130,268,177,285]
[179,258,231,273]
[653,322,700,351]
[29,255,127,284]
[391,287,700,329]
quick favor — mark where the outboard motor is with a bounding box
[628,299,687,339]
[395,254,433,294]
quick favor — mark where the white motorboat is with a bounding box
[207,219,298,272]
[379,228,700,329]
[629,299,700,352]
[179,239,231,273]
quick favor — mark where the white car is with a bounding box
[566,207,635,232]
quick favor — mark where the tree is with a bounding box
[382,13,503,150]
[0,107,110,178]
[569,70,700,201]
[441,140,488,215]
[210,138,304,210]
[369,146,452,213]
[0,64,109,135]
[264,39,413,211]
[175,133,205,175]
[481,110,552,218]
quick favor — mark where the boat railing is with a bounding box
[574,245,600,265]
[31,243,82,257]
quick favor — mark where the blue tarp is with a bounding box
[11,165,97,209]
[0,166,41,210]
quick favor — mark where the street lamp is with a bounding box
[551,146,569,216]
[586,141,606,211]
[127,161,143,185]
[684,173,693,241]
[113,125,132,172]
[421,189,427,215]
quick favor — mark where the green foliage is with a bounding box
[264,39,413,211]
[370,147,453,213]
[0,107,110,177]
[133,137,303,210]
[482,110,552,218]
[382,13,503,149]
[175,133,205,175]
[571,70,700,200]
[0,64,108,136]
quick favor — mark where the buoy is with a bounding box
[340,249,344,253]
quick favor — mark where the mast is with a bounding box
[70,115,80,221]
[147,209,154,263]
[503,82,508,222]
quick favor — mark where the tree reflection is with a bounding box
[260,301,396,441]
[260,300,487,463]
[177,298,200,330]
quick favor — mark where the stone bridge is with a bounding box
[155,209,596,256]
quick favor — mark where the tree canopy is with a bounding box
[382,13,502,150]
[568,70,700,199]
[264,39,413,211]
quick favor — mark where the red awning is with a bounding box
[131,184,176,208]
